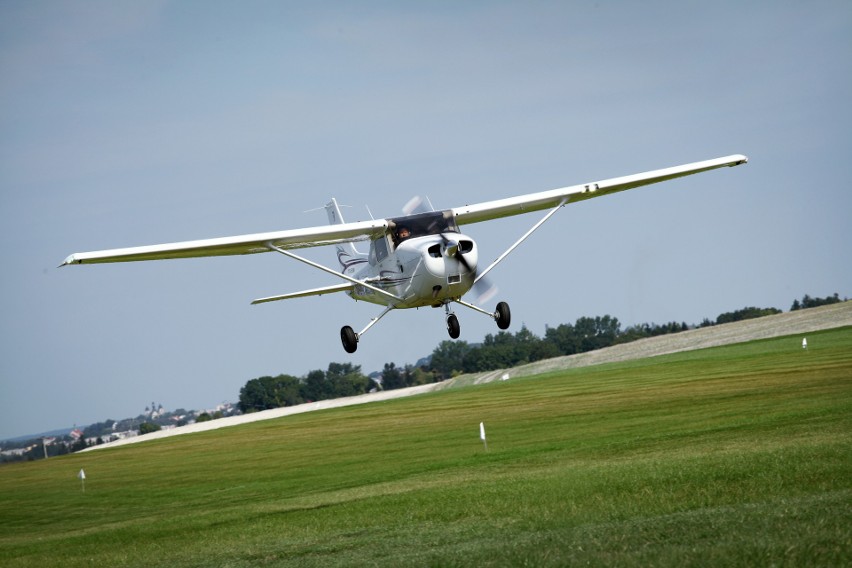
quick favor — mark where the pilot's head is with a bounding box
[398,227,410,239]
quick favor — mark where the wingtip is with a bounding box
[59,254,80,267]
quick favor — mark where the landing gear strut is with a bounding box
[444,299,511,340]
[340,305,395,353]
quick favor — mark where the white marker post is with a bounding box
[802,337,808,350]
[480,422,487,451]
[77,469,86,493]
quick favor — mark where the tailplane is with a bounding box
[325,198,367,274]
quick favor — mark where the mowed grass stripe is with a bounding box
[1,327,849,567]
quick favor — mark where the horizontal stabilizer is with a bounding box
[251,283,354,305]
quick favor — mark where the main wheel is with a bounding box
[446,313,461,339]
[495,301,511,330]
[341,325,358,353]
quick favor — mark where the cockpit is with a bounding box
[368,210,461,266]
[387,210,459,247]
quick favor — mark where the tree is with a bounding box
[716,306,781,324]
[574,315,620,352]
[791,293,842,310]
[302,369,328,402]
[239,374,303,412]
[381,362,406,390]
[139,422,161,434]
[325,362,370,398]
[430,340,471,379]
[544,323,579,355]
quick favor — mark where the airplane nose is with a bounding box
[444,240,459,258]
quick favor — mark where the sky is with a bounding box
[1,1,850,440]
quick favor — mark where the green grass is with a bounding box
[2,328,850,567]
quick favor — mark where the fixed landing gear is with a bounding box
[339,301,510,352]
[444,300,511,340]
[495,301,511,330]
[341,325,358,353]
[446,313,461,339]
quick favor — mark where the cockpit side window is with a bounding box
[371,235,389,264]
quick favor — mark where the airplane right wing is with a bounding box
[61,219,388,266]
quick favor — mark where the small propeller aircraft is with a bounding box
[62,154,747,353]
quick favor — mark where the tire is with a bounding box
[341,326,358,353]
[495,301,511,330]
[446,313,461,339]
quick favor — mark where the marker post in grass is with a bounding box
[480,422,487,451]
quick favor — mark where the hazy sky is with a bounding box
[2,1,850,439]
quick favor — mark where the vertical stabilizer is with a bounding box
[325,198,366,274]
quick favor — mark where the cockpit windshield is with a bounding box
[388,210,459,247]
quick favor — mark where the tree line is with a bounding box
[238,293,846,413]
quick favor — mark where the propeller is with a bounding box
[440,233,497,303]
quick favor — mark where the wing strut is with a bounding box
[474,198,567,284]
[266,243,403,303]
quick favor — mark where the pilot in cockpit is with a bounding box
[397,226,411,241]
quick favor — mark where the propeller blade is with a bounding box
[473,276,498,304]
[440,232,491,298]
[402,195,434,215]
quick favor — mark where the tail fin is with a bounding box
[325,198,366,274]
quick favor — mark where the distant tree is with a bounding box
[195,413,212,423]
[70,436,88,452]
[381,362,406,390]
[716,306,781,324]
[791,293,842,310]
[302,369,329,402]
[324,362,369,398]
[83,419,116,439]
[139,422,161,434]
[544,323,579,355]
[430,340,471,379]
[574,315,620,352]
[407,364,435,386]
[238,374,303,412]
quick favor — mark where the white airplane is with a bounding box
[62,154,747,353]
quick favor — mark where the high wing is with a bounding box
[61,219,388,266]
[61,155,746,266]
[451,154,748,225]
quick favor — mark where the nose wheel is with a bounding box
[446,313,461,339]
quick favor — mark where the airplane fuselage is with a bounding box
[347,233,478,309]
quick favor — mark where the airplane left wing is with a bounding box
[451,154,748,225]
[61,219,388,266]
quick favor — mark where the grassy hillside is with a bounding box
[1,327,850,567]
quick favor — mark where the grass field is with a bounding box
[1,327,850,567]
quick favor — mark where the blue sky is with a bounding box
[1,1,850,439]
